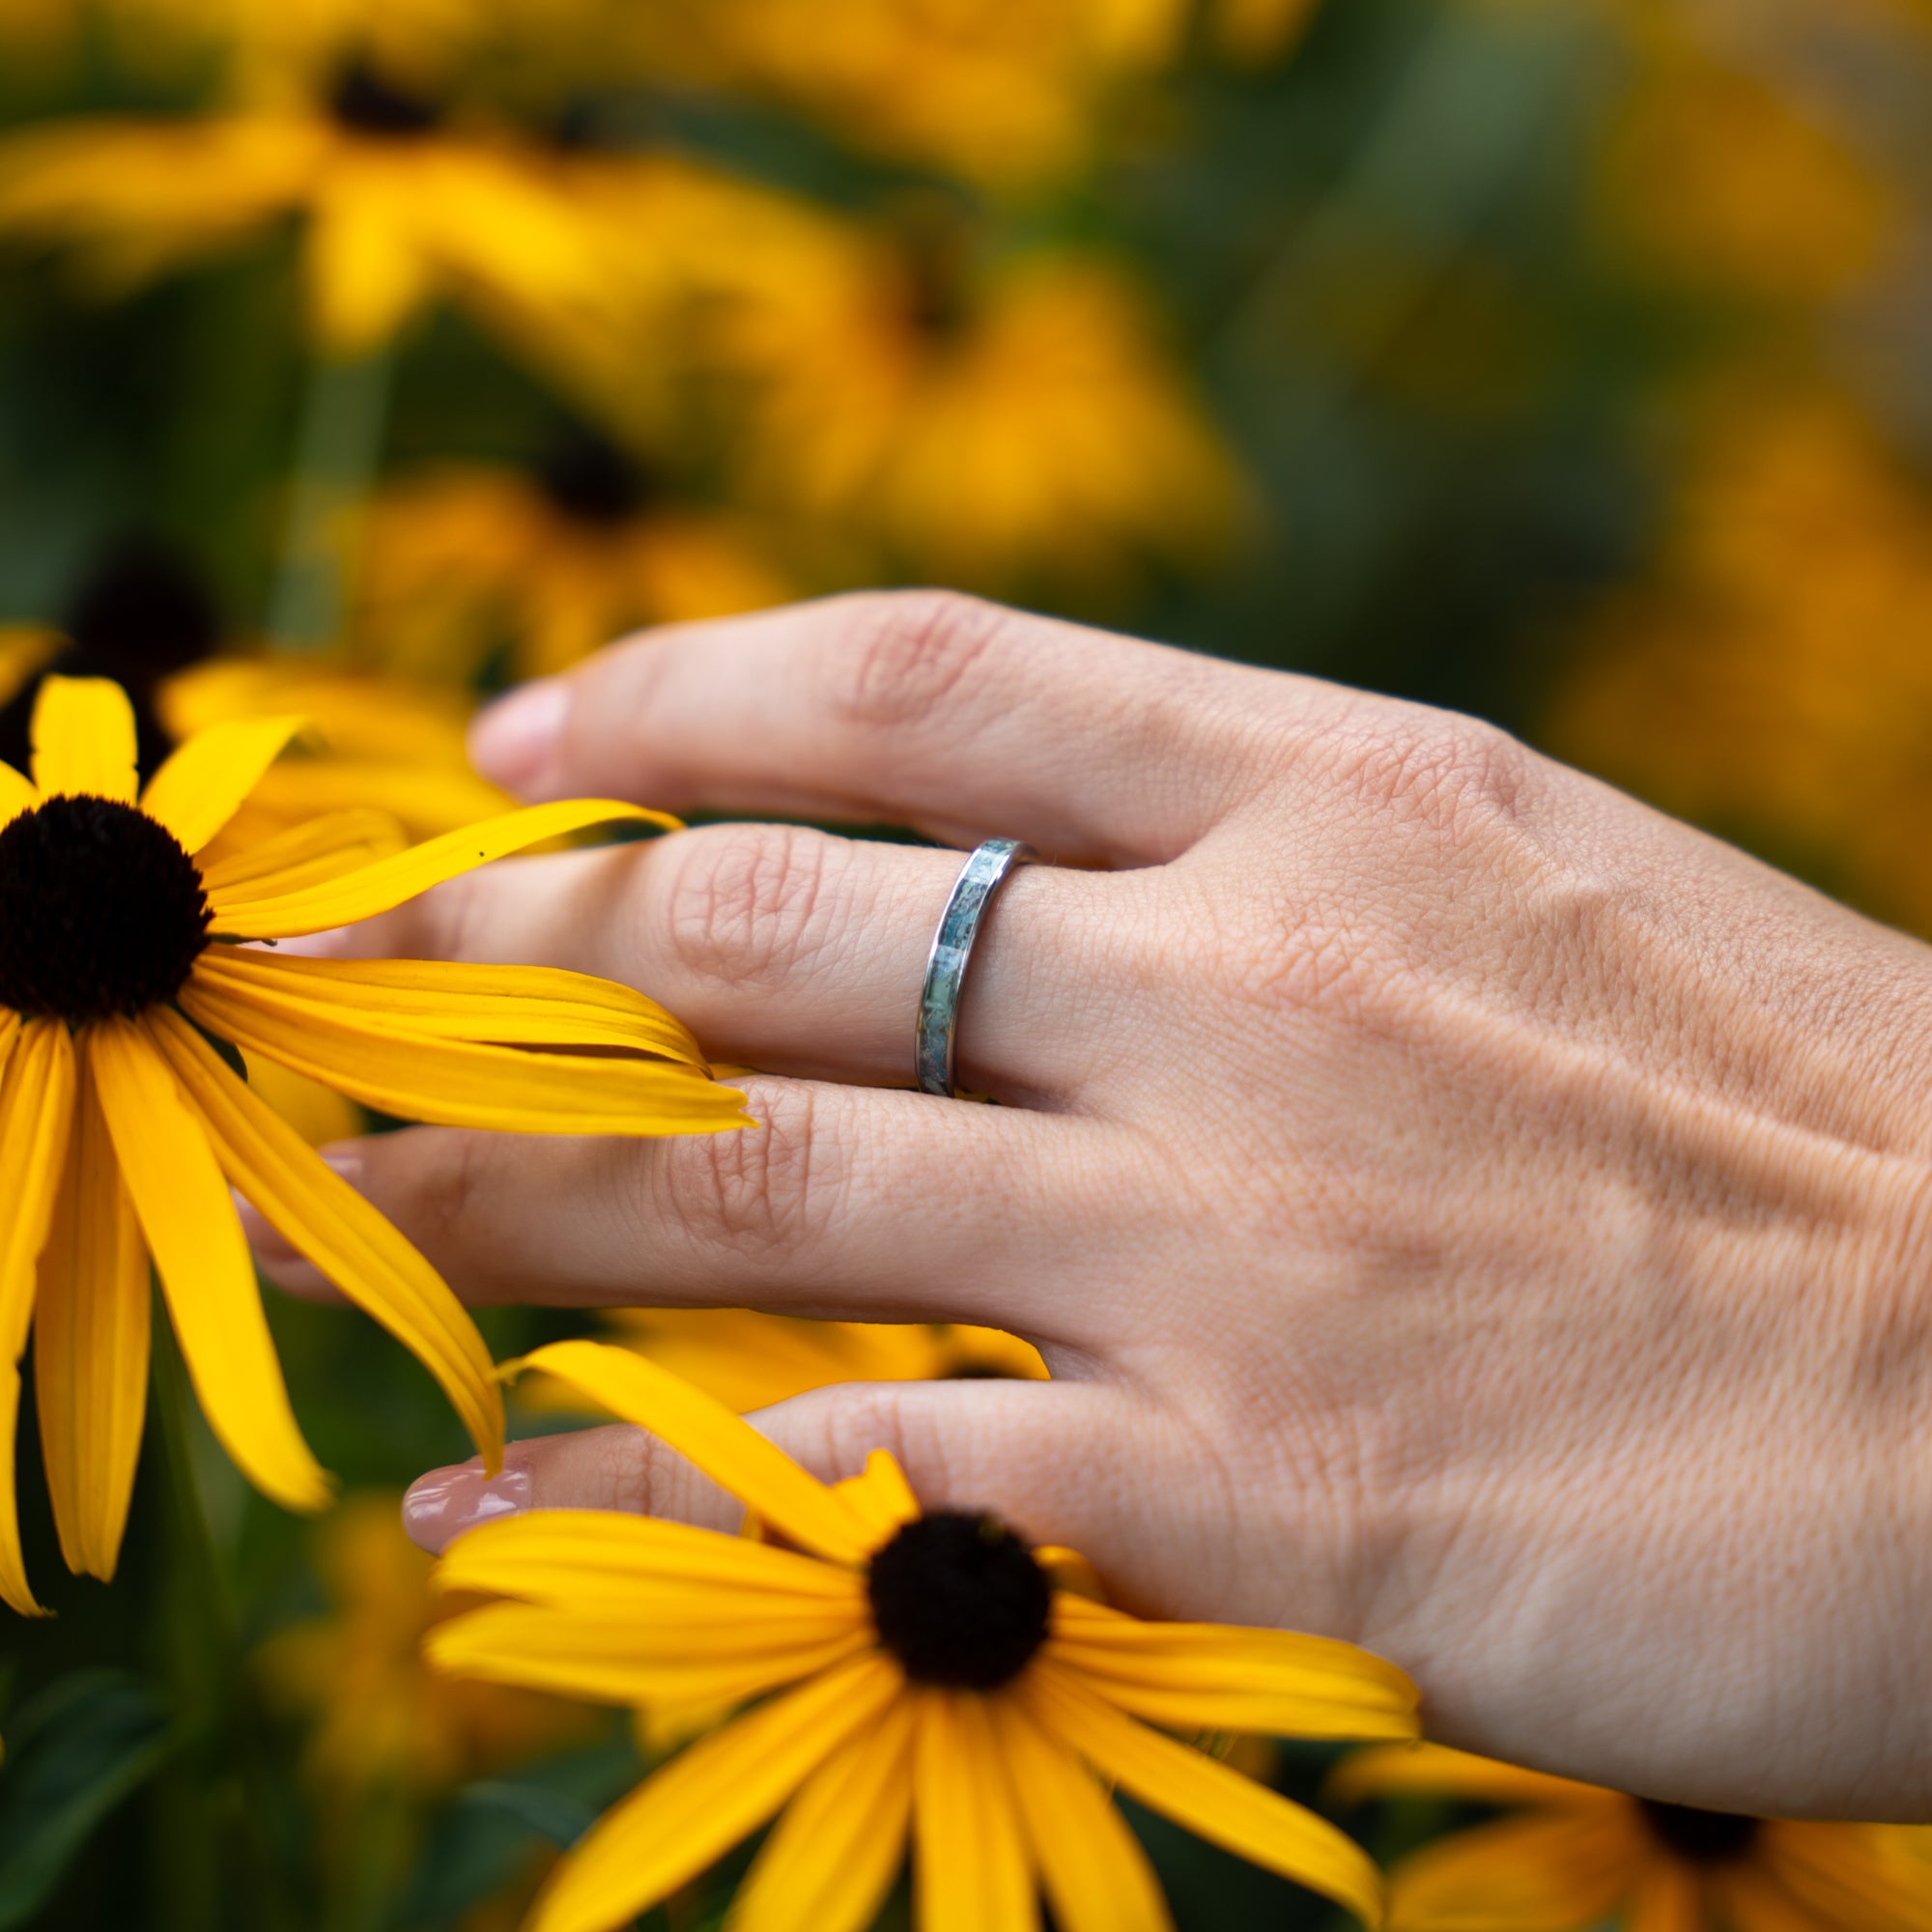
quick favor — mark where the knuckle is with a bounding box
[1337,712,1533,838]
[832,589,1010,733]
[669,1082,839,1264]
[656,823,840,993]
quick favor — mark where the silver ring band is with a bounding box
[916,838,1037,1096]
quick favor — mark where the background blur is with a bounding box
[1,0,1929,1925]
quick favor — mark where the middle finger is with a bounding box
[298,822,1103,1096]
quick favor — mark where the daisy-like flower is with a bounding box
[0,54,601,354]
[431,1339,1420,1932]
[522,1307,1046,1418]
[358,433,789,684]
[1334,1744,1932,1931]
[0,675,747,1615]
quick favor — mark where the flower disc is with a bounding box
[1637,1800,1762,1863]
[0,795,210,1022]
[867,1510,1051,1690]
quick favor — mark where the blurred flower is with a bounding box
[524,1308,1047,1418]
[0,55,603,354]
[1334,1743,1932,1930]
[1545,389,1932,936]
[258,1491,595,1799]
[735,229,1241,592]
[358,433,790,683]
[0,673,747,1613]
[432,1341,1419,1932]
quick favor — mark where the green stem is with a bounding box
[267,347,394,656]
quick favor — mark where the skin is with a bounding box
[247,590,1932,1820]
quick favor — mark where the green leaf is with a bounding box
[0,1669,176,1928]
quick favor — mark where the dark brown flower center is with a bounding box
[0,796,210,1023]
[328,62,440,138]
[867,1511,1051,1690]
[536,436,653,526]
[1637,1800,1762,1864]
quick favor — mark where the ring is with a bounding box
[916,838,1037,1096]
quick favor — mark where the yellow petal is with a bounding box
[913,1690,1039,1932]
[195,948,707,1065]
[729,1692,916,1932]
[506,1341,878,1565]
[1048,1596,1419,1740]
[0,1019,76,1616]
[1330,1743,1609,1811]
[1762,1821,1932,1932]
[89,1017,330,1514]
[179,960,746,1138]
[1709,1862,1847,1932]
[1623,1857,1704,1932]
[31,675,137,801]
[831,1449,922,1542]
[1023,1661,1385,1928]
[145,1008,501,1467]
[1381,1809,1636,1932]
[428,1596,870,1706]
[434,1507,865,1606]
[205,799,679,937]
[34,1062,148,1581]
[526,1652,901,1932]
[990,1693,1173,1932]
[0,758,37,828]
[197,807,407,897]
[0,625,58,710]
[138,716,305,856]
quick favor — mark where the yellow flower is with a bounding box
[257,1491,596,1799]
[0,674,747,1614]
[431,1340,1419,1932]
[737,235,1242,592]
[358,437,791,684]
[524,1308,1047,1418]
[1334,1743,1932,1931]
[0,57,602,354]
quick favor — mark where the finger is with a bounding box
[469,590,1295,866]
[279,820,1103,1093]
[404,1378,1139,1572]
[248,1077,1115,1338]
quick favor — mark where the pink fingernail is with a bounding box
[404,1454,532,1554]
[469,679,570,789]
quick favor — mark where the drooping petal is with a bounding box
[913,1690,1039,1932]
[433,1508,866,1608]
[729,1692,917,1932]
[505,1342,877,1565]
[1623,1857,1705,1932]
[1023,1661,1385,1927]
[1330,1742,1607,1812]
[205,799,678,937]
[1708,1862,1848,1932]
[138,716,305,856]
[1381,1810,1637,1932]
[0,1020,76,1616]
[831,1449,922,1542]
[195,947,707,1064]
[989,1693,1173,1932]
[1048,1596,1419,1740]
[144,1008,501,1466]
[0,759,37,828]
[179,965,746,1137]
[89,1017,330,1514]
[426,1597,870,1707]
[197,808,408,897]
[1761,1822,1932,1932]
[525,1652,901,1932]
[34,1059,148,1581]
[31,676,138,801]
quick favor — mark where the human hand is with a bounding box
[249,591,1932,1819]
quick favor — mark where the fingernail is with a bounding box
[404,1452,532,1555]
[469,678,570,789]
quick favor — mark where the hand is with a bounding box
[250,590,1932,1819]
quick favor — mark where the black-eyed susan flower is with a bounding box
[0,55,601,354]
[358,433,789,684]
[0,675,747,1616]
[521,1307,1046,1420]
[431,1339,1419,1932]
[1334,1743,1932,1931]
